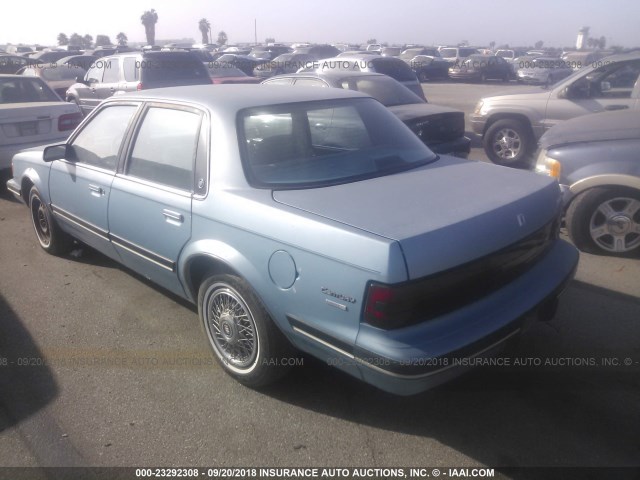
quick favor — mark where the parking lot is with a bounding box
[0,82,639,474]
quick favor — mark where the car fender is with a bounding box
[178,239,265,304]
[481,104,543,137]
[15,163,52,205]
[570,174,640,197]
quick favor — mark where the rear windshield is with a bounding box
[239,98,435,189]
[41,66,86,81]
[139,53,209,82]
[338,75,423,106]
[0,77,60,103]
[439,48,457,58]
[370,58,416,81]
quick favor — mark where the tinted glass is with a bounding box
[240,98,436,188]
[0,77,59,103]
[123,57,138,81]
[338,76,423,106]
[41,66,86,81]
[140,53,209,82]
[71,105,138,170]
[127,107,202,190]
[370,58,416,81]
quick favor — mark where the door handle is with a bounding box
[88,184,105,196]
[162,209,184,223]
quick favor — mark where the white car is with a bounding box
[0,74,82,171]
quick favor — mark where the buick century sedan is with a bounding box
[7,85,579,395]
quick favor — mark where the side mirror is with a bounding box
[43,144,70,162]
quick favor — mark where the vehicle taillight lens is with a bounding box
[364,283,417,329]
[137,82,143,90]
[58,113,83,131]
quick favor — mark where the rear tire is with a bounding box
[198,274,295,388]
[29,186,73,255]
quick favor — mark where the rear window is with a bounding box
[439,48,456,58]
[0,77,60,103]
[339,76,424,106]
[239,98,435,188]
[370,58,416,81]
[41,66,85,81]
[140,53,209,82]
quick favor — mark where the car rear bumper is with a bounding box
[290,239,578,395]
[6,178,22,200]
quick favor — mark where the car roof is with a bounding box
[271,71,387,81]
[112,84,369,111]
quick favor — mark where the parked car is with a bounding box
[6,84,578,395]
[206,64,261,84]
[0,55,41,74]
[253,53,317,78]
[380,47,402,57]
[262,71,470,157]
[30,51,77,64]
[471,52,640,167]
[408,55,451,82]
[495,49,528,63]
[18,64,86,98]
[438,46,480,65]
[399,47,441,61]
[214,54,266,76]
[0,75,82,171]
[516,57,574,86]
[248,45,292,60]
[448,54,512,82]
[302,54,426,100]
[293,44,341,59]
[66,51,212,115]
[56,54,99,71]
[561,51,607,70]
[535,109,640,255]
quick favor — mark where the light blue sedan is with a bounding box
[6,85,579,395]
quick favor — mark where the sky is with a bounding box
[2,0,639,49]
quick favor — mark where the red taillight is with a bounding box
[137,82,143,90]
[364,284,396,325]
[58,113,83,131]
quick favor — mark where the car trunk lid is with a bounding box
[0,102,80,145]
[273,157,560,279]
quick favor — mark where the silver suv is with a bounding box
[66,51,211,116]
[471,52,640,167]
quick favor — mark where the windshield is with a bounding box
[439,48,457,58]
[338,76,424,106]
[239,98,435,188]
[0,77,60,103]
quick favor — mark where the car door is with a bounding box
[543,59,640,131]
[48,103,140,258]
[77,62,106,114]
[108,103,205,296]
[98,56,122,100]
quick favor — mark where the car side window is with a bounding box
[123,57,138,82]
[86,63,105,83]
[127,107,202,191]
[264,78,292,86]
[70,105,138,170]
[102,59,120,83]
[577,61,640,99]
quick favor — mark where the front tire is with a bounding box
[566,187,640,255]
[198,274,294,387]
[483,119,534,167]
[29,186,73,255]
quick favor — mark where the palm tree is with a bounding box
[217,31,228,46]
[198,18,211,44]
[116,32,128,46]
[141,9,159,45]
